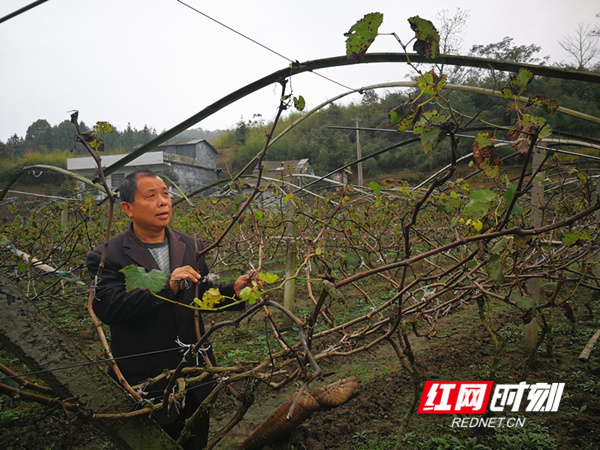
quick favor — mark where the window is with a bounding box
[111,173,124,190]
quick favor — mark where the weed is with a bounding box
[498,323,523,343]
[492,421,557,449]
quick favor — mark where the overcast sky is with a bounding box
[1,0,598,143]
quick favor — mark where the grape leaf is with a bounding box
[240,283,262,305]
[408,16,439,58]
[120,265,167,292]
[369,181,381,195]
[194,288,223,309]
[470,188,496,203]
[501,69,533,98]
[345,13,384,59]
[414,110,447,153]
[389,103,422,132]
[503,183,523,216]
[258,272,279,284]
[293,95,306,111]
[562,231,581,246]
[516,297,534,310]
[417,70,446,95]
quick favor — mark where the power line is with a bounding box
[176,0,354,92]
[0,0,49,24]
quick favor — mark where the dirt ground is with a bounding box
[2,297,600,449]
[211,299,600,450]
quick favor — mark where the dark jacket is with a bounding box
[87,224,235,384]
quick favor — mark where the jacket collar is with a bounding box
[123,224,187,274]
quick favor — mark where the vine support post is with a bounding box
[60,204,69,229]
[524,148,545,365]
[283,201,297,323]
[354,117,363,187]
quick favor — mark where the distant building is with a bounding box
[67,139,219,199]
[240,159,314,208]
[255,159,313,179]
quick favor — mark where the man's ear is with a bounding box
[121,201,133,218]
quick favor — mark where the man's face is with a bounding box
[121,176,172,237]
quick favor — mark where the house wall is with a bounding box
[68,140,219,199]
[171,164,216,195]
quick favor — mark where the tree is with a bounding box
[559,21,599,70]
[25,119,53,150]
[470,36,547,64]
[0,140,9,159]
[6,134,24,158]
[434,8,470,83]
[464,37,549,86]
[52,120,76,151]
[436,8,470,55]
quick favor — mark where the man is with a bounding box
[87,170,250,449]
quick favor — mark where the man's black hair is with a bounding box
[119,170,161,203]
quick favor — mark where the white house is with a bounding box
[67,139,219,199]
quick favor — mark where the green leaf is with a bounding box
[258,272,279,284]
[17,261,28,273]
[240,282,262,305]
[516,297,534,310]
[501,69,534,97]
[369,181,381,195]
[293,95,306,111]
[93,121,114,134]
[465,201,489,220]
[562,231,581,246]
[419,127,445,153]
[490,239,505,255]
[345,13,384,59]
[470,188,496,204]
[487,256,504,283]
[408,16,439,58]
[413,110,447,153]
[503,183,523,216]
[120,265,167,292]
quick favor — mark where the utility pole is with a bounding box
[354,118,363,186]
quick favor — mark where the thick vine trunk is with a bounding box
[0,276,180,449]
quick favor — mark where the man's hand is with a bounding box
[233,272,260,299]
[170,265,200,294]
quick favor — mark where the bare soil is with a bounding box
[2,295,600,449]
[212,298,600,450]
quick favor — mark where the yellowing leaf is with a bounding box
[258,272,279,284]
[199,288,223,309]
